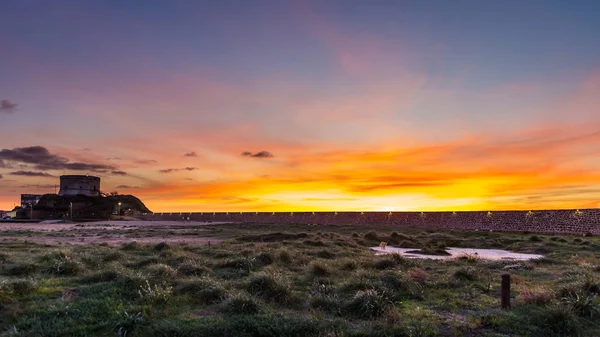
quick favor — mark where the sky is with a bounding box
[1,0,600,212]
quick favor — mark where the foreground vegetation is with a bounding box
[1,222,599,336]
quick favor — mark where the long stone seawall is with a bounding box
[139,209,600,235]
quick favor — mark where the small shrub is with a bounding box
[409,267,428,283]
[562,291,600,318]
[529,235,543,242]
[518,287,554,305]
[351,232,359,238]
[253,252,273,266]
[220,294,262,315]
[344,289,392,318]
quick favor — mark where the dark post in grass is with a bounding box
[501,273,511,309]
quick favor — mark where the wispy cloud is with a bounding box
[158,167,198,173]
[0,99,17,113]
[183,151,197,157]
[9,171,54,177]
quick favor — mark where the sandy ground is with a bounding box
[0,220,230,246]
[371,246,544,261]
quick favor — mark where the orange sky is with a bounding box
[1,2,600,212]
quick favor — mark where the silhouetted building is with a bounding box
[58,175,101,196]
[21,194,42,207]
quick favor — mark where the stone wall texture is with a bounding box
[139,209,600,235]
[58,175,101,197]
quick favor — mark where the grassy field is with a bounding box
[1,222,599,336]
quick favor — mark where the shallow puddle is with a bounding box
[371,246,544,261]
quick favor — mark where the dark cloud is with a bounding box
[241,151,274,158]
[9,171,55,177]
[0,99,17,113]
[116,185,140,189]
[0,174,2,179]
[0,146,117,172]
[159,167,198,173]
[111,170,127,175]
[184,151,197,157]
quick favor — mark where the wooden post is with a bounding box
[501,273,511,309]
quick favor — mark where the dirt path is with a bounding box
[0,220,229,246]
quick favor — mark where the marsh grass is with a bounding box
[0,223,599,336]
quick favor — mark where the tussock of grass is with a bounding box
[80,269,122,284]
[153,242,170,251]
[177,262,211,276]
[309,261,331,277]
[175,279,228,304]
[2,279,36,297]
[518,287,554,305]
[364,231,379,241]
[246,273,291,302]
[2,263,38,276]
[277,249,292,264]
[253,252,273,266]
[316,250,335,259]
[344,289,392,318]
[45,252,83,276]
[121,241,138,250]
[372,257,398,270]
[220,294,263,315]
[453,267,478,281]
[148,263,178,279]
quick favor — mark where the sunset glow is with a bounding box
[1,1,600,212]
